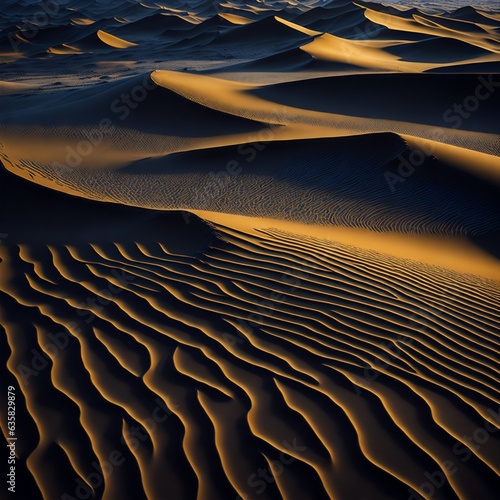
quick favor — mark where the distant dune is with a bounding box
[1,1,499,499]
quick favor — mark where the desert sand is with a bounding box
[1,0,499,499]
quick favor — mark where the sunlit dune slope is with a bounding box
[1,69,499,238]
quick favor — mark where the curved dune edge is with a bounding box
[1,216,499,499]
[150,70,500,153]
[191,210,500,280]
[96,29,138,49]
[275,16,323,37]
[299,33,431,71]
[70,17,96,26]
[361,5,500,53]
[1,128,499,241]
[1,69,499,239]
[219,13,254,25]
[48,44,84,55]
[402,135,500,185]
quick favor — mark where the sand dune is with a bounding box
[1,168,499,499]
[1,1,500,499]
[96,30,138,49]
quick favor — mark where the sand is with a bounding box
[0,0,499,499]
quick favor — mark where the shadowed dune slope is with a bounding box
[248,72,500,133]
[2,131,500,236]
[1,69,500,236]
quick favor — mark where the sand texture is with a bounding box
[1,1,499,499]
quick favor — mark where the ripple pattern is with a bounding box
[2,223,499,500]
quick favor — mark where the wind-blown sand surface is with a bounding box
[1,1,499,499]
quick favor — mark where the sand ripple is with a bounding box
[2,220,499,499]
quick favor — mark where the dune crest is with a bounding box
[97,29,138,48]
